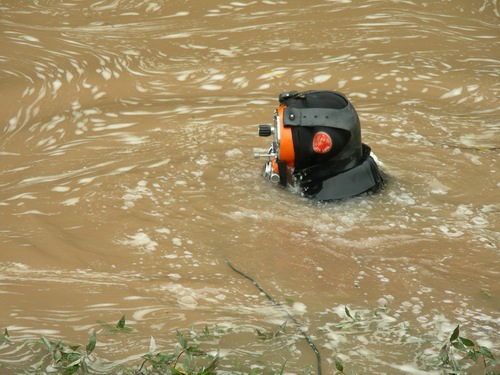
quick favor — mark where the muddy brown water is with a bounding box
[0,0,499,373]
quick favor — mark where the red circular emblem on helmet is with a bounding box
[312,131,332,153]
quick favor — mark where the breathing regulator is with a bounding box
[255,90,385,201]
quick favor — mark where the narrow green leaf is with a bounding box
[255,329,268,339]
[157,353,176,364]
[481,289,492,298]
[54,349,62,362]
[67,357,82,368]
[63,364,80,375]
[452,340,466,351]
[116,315,126,329]
[148,336,156,354]
[345,306,353,320]
[202,325,210,336]
[41,336,52,352]
[278,320,288,334]
[187,345,205,356]
[450,325,460,342]
[459,337,475,347]
[279,360,287,375]
[486,357,497,367]
[449,354,460,371]
[204,352,219,374]
[340,322,353,331]
[466,349,479,362]
[86,331,96,355]
[300,364,313,374]
[3,328,9,339]
[334,357,344,372]
[438,342,450,364]
[479,346,494,360]
[81,358,89,374]
[176,331,187,349]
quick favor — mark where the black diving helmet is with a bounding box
[255,90,385,201]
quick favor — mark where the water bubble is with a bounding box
[472,216,488,226]
[178,295,198,307]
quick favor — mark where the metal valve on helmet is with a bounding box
[254,124,277,159]
[258,124,273,137]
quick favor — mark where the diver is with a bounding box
[255,90,385,201]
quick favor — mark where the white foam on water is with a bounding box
[258,69,288,80]
[62,197,79,206]
[389,364,440,375]
[350,92,368,98]
[92,122,137,131]
[7,193,37,201]
[178,295,198,307]
[195,156,209,166]
[440,86,463,99]
[146,2,160,12]
[121,180,152,209]
[21,35,40,42]
[312,74,332,83]
[431,188,447,195]
[78,177,96,185]
[52,186,71,192]
[200,84,222,91]
[438,225,464,238]
[132,307,165,321]
[15,210,59,216]
[52,79,62,93]
[291,302,307,315]
[123,296,148,301]
[225,148,243,157]
[119,231,158,252]
[389,191,416,206]
[159,32,192,39]
[230,1,256,6]
[155,227,171,235]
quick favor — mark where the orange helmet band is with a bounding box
[277,104,295,167]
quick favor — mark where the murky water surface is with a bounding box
[1,0,499,373]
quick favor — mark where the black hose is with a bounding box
[224,257,322,375]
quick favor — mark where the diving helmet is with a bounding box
[255,90,385,201]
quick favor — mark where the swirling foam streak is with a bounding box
[11,160,116,190]
[0,266,131,287]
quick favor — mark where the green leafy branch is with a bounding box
[35,330,97,375]
[137,329,218,375]
[97,314,133,334]
[438,325,497,374]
